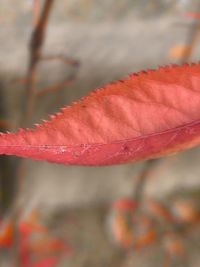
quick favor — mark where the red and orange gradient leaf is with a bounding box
[183,12,200,19]
[31,257,59,267]
[0,213,70,267]
[1,63,200,165]
[0,219,13,247]
[168,44,190,60]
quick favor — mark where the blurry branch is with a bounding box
[23,0,55,125]
[13,55,78,87]
[33,0,39,28]
[180,19,200,63]
[13,1,56,265]
[13,53,79,98]
[0,119,15,129]
[36,77,74,97]
[180,3,200,63]
[40,54,79,66]
[0,83,17,216]
[169,4,200,63]
[133,159,161,206]
[11,0,78,266]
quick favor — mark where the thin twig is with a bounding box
[180,2,200,63]
[12,55,79,87]
[40,54,79,66]
[12,77,30,85]
[163,252,170,267]
[133,159,161,206]
[180,20,200,63]
[36,78,74,97]
[33,0,39,28]
[23,0,54,125]
[12,1,55,266]
[0,119,15,129]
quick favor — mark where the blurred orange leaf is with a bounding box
[172,199,200,224]
[29,237,72,254]
[147,199,174,223]
[112,198,137,211]
[134,228,156,249]
[112,213,133,248]
[168,44,191,60]
[164,233,185,257]
[0,219,13,247]
[32,256,59,267]
[0,210,71,266]
[183,12,200,19]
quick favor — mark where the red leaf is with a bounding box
[29,237,72,254]
[0,219,13,247]
[1,63,200,165]
[112,198,137,211]
[31,257,58,267]
[19,221,47,235]
[183,12,200,19]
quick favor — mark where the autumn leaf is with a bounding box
[109,198,157,249]
[168,44,190,60]
[112,198,137,211]
[0,212,71,267]
[163,233,185,257]
[172,199,200,224]
[109,199,135,248]
[31,257,59,267]
[146,199,174,223]
[133,228,156,250]
[1,63,200,165]
[0,218,13,247]
[29,237,72,254]
[0,212,46,249]
[183,12,200,19]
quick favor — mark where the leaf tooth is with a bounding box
[24,127,34,134]
[129,72,139,78]
[34,123,41,128]
[138,70,148,75]
[17,128,24,134]
[71,100,78,106]
[60,107,67,112]
[42,119,49,124]
[49,114,56,120]
[55,112,63,117]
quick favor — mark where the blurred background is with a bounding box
[1,0,200,266]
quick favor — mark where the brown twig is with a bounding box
[12,1,55,266]
[180,2,200,63]
[23,0,54,125]
[40,54,79,66]
[133,159,161,206]
[12,55,79,87]
[12,75,77,97]
[180,19,200,63]
[33,0,39,28]
[36,77,74,97]
[0,119,15,129]
[12,77,30,85]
